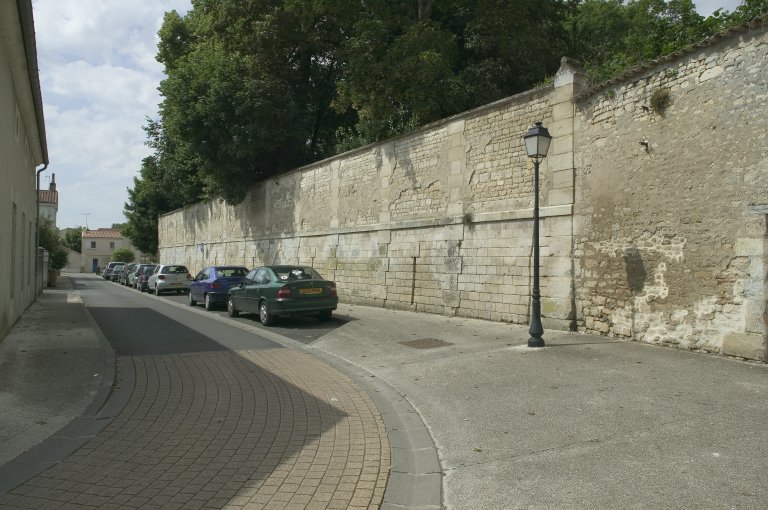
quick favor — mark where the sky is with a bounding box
[33,0,743,230]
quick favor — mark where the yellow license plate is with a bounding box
[299,288,322,295]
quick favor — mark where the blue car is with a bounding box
[188,265,250,310]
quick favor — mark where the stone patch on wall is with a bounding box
[575,22,767,359]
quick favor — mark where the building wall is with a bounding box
[80,235,150,273]
[159,21,767,360]
[39,201,55,224]
[0,5,41,340]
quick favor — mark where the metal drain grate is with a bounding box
[399,338,453,349]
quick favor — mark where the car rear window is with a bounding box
[274,267,322,281]
[161,266,189,274]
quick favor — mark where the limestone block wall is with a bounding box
[573,22,768,360]
[160,73,584,329]
[159,20,767,361]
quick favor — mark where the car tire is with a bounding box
[204,294,214,311]
[259,301,274,326]
[188,292,197,306]
[227,297,239,317]
[318,310,332,322]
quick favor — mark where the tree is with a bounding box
[62,228,83,253]
[38,217,68,271]
[111,248,135,263]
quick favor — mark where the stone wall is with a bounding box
[160,19,767,361]
[573,21,768,360]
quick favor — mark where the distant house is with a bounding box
[38,172,58,225]
[1,1,49,340]
[80,229,150,273]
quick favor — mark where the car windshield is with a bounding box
[142,266,157,275]
[272,267,322,281]
[214,267,248,278]
[161,266,188,274]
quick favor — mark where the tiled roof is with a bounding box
[38,190,58,204]
[82,229,122,239]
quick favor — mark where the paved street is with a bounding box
[0,275,391,509]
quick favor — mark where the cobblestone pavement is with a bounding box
[0,347,389,509]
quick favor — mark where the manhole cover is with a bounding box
[399,338,453,349]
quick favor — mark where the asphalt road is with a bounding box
[83,277,350,346]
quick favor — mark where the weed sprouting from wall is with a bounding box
[650,87,671,115]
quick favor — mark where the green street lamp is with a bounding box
[523,121,552,348]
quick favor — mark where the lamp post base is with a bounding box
[527,336,545,348]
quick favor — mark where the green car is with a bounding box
[227,265,338,325]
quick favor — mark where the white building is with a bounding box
[38,172,57,225]
[1,0,49,340]
[81,229,150,273]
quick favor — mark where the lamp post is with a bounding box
[524,122,552,348]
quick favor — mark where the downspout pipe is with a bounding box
[35,163,48,294]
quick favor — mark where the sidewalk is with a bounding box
[310,304,768,509]
[0,277,113,483]
[1,275,767,509]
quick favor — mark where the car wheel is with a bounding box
[259,301,274,326]
[318,310,332,322]
[188,291,197,306]
[204,294,215,311]
[227,297,240,317]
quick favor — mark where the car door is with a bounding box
[192,268,208,301]
[149,265,160,289]
[253,268,274,303]
[235,270,258,312]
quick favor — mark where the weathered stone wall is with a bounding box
[160,80,584,328]
[160,19,767,361]
[573,22,768,360]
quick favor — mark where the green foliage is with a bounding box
[62,228,83,253]
[111,248,135,263]
[38,217,68,271]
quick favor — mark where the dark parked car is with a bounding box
[226,265,337,326]
[189,265,249,311]
[136,265,157,292]
[109,264,124,282]
[102,261,121,280]
[118,263,137,285]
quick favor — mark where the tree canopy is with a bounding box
[124,0,767,252]
[39,217,68,271]
[111,248,136,263]
[62,227,83,253]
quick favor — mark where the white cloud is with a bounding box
[32,0,190,229]
[695,0,742,17]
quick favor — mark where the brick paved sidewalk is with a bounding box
[0,348,389,509]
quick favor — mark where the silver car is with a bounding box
[147,264,192,295]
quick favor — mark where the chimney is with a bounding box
[49,173,56,191]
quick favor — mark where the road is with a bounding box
[0,274,391,509]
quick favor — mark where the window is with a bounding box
[15,105,20,143]
[11,204,17,297]
[109,242,115,249]
[255,268,271,285]
[90,241,96,249]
